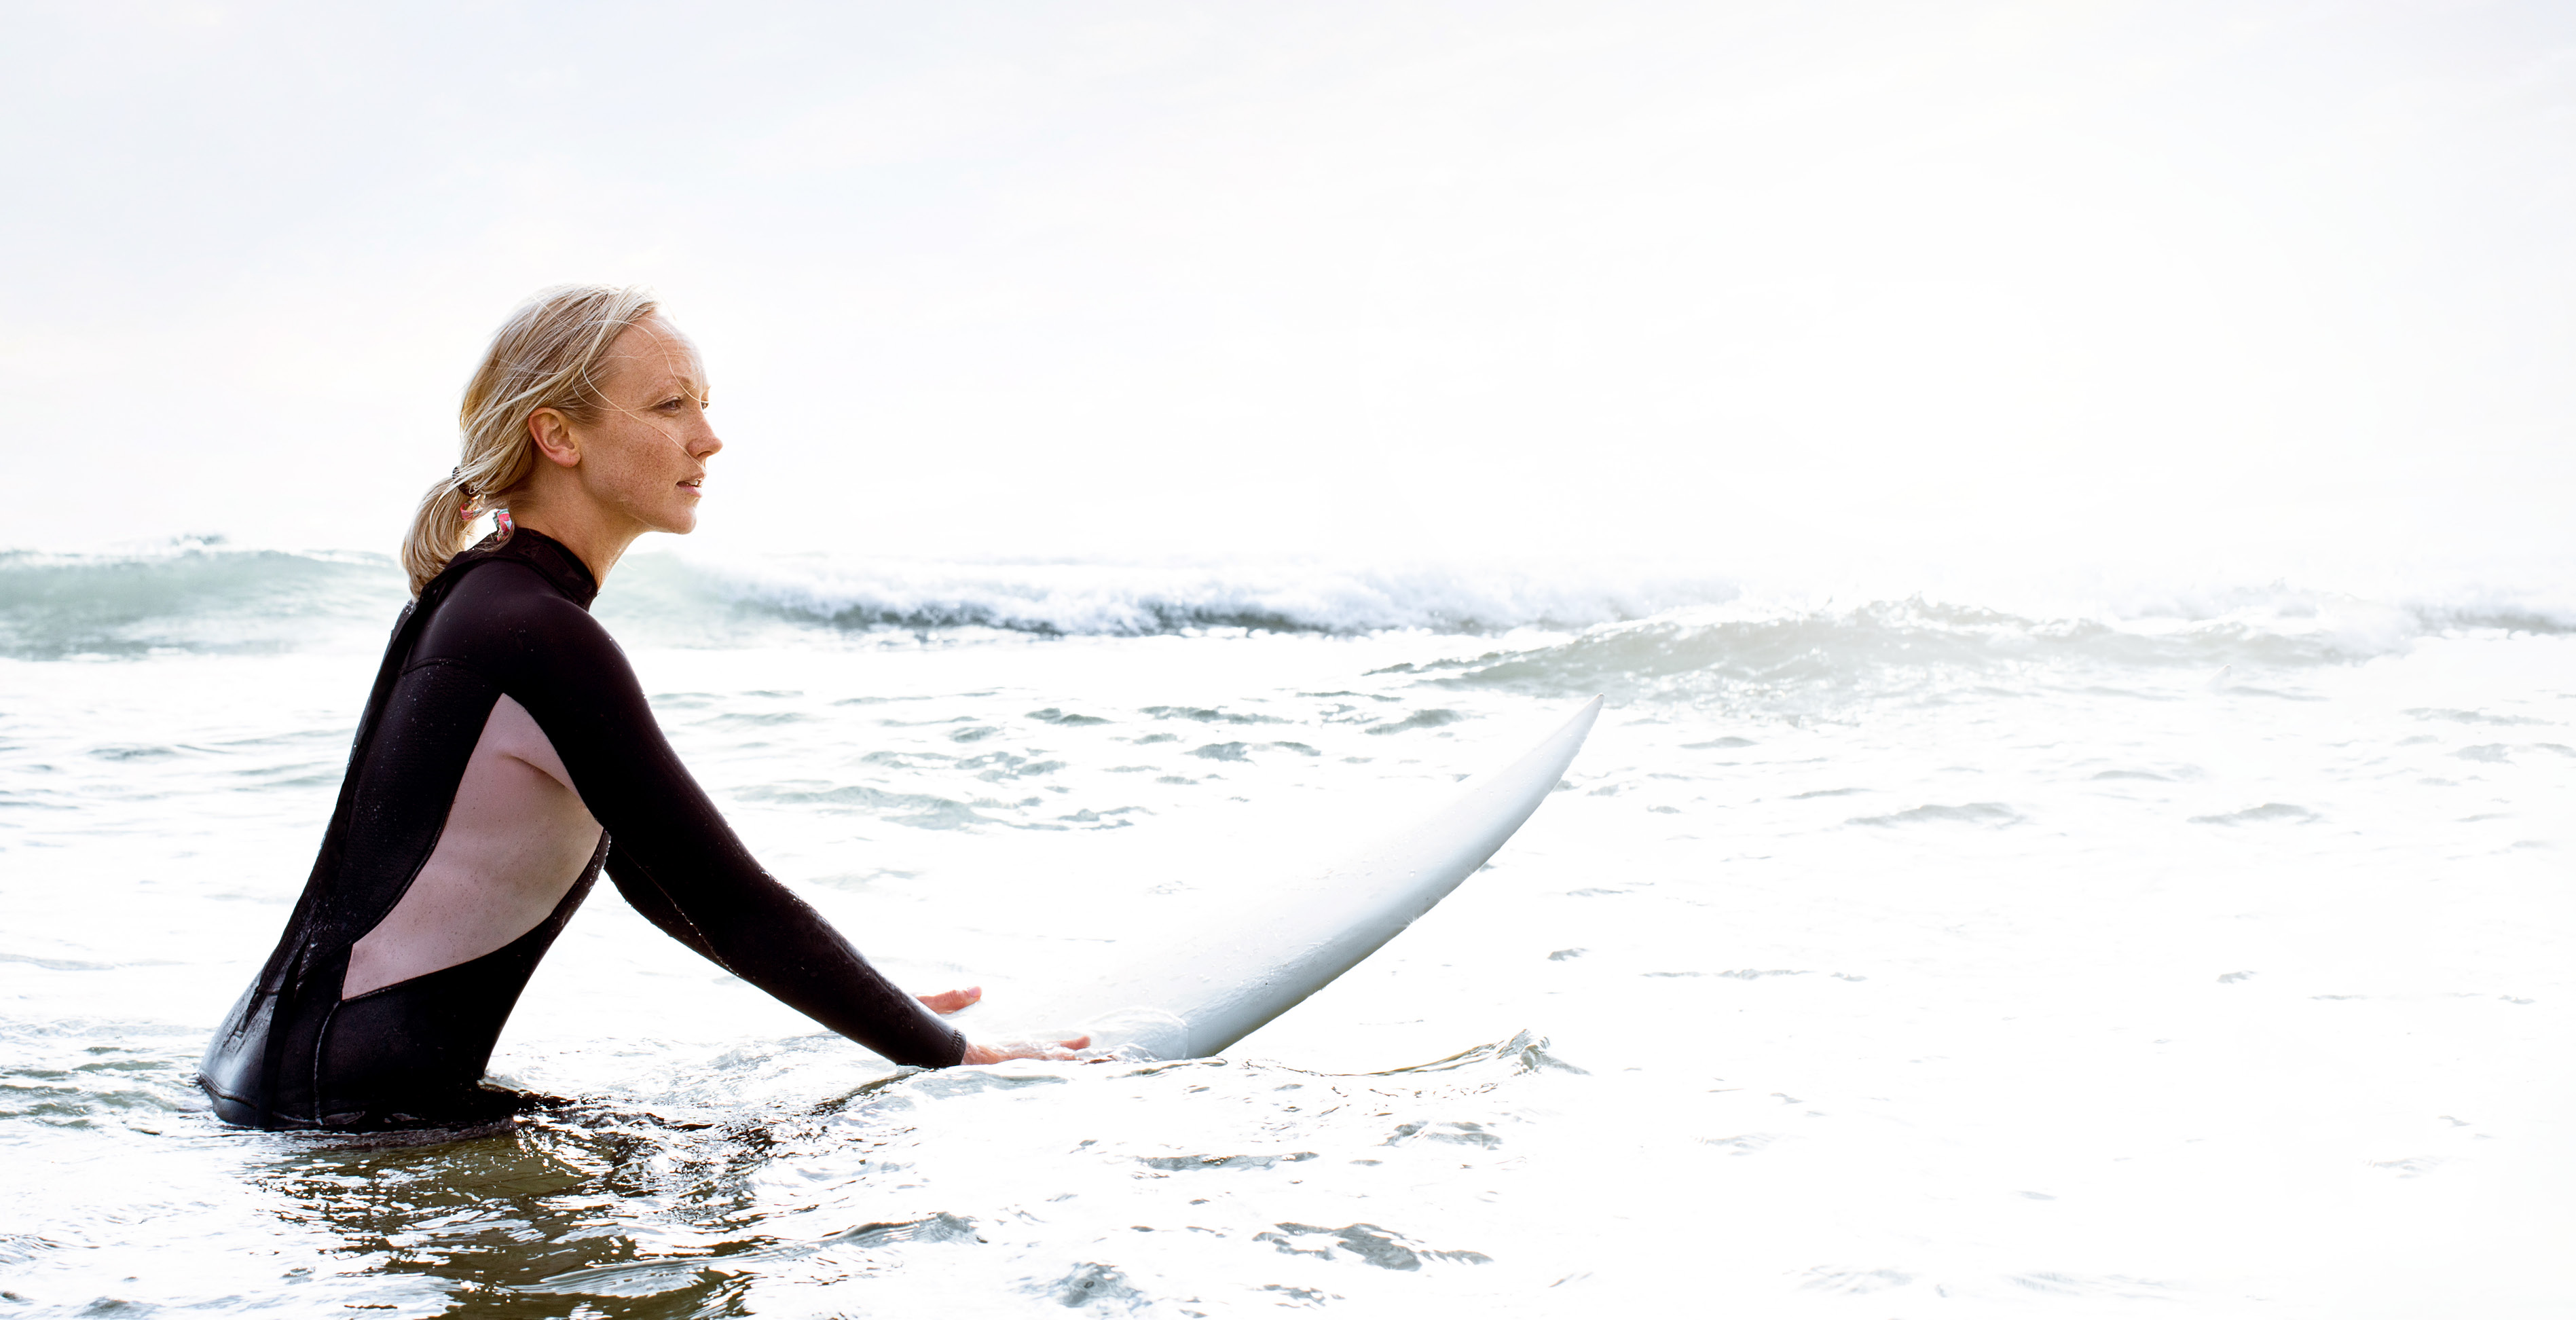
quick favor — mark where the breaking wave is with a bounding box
[0,542,401,660]
[3,542,2567,693]
[1391,593,2576,705]
[594,551,1735,640]
[0,542,1740,657]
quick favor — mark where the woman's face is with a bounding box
[554,317,721,536]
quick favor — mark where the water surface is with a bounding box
[4,548,2571,1316]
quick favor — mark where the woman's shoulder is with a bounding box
[438,528,599,604]
[439,555,592,617]
[413,542,614,663]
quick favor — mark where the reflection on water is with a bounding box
[209,1034,1566,1317]
[270,1126,641,1315]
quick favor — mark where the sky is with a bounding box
[5,0,2574,589]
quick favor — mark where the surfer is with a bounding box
[200,285,1084,1131]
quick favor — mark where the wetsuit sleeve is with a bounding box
[439,566,967,1067]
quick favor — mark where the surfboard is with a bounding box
[1040,695,1604,1061]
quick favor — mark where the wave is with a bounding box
[0,542,1734,658]
[1388,593,2576,706]
[4,543,2569,698]
[0,541,402,660]
[593,553,1736,640]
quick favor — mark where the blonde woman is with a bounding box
[202,286,1081,1131]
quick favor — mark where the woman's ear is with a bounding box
[527,408,582,469]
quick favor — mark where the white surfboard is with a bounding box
[1041,696,1604,1061]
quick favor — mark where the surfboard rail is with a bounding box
[1052,695,1605,1061]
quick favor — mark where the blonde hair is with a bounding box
[400,284,662,593]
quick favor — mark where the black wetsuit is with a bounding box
[200,528,964,1130]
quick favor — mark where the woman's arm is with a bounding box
[602,845,968,1065]
[451,569,970,1066]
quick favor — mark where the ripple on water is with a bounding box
[735,782,1005,830]
[49,1031,1577,1314]
[2188,803,2317,826]
[1847,802,2021,827]
[1254,1221,1493,1270]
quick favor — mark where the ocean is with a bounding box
[2,540,2570,1317]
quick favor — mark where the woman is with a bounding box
[202,285,1082,1131]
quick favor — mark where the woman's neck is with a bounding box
[500,501,642,589]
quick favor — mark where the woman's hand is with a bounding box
[960,1036,1093,1063]
[917,985,1093,1063]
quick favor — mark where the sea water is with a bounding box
[1,543,2571,1317]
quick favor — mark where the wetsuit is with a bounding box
[200,528,964,1131]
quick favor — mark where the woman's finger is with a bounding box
[917,986,983,1015]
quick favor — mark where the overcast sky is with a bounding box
[7,0,2573,587]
